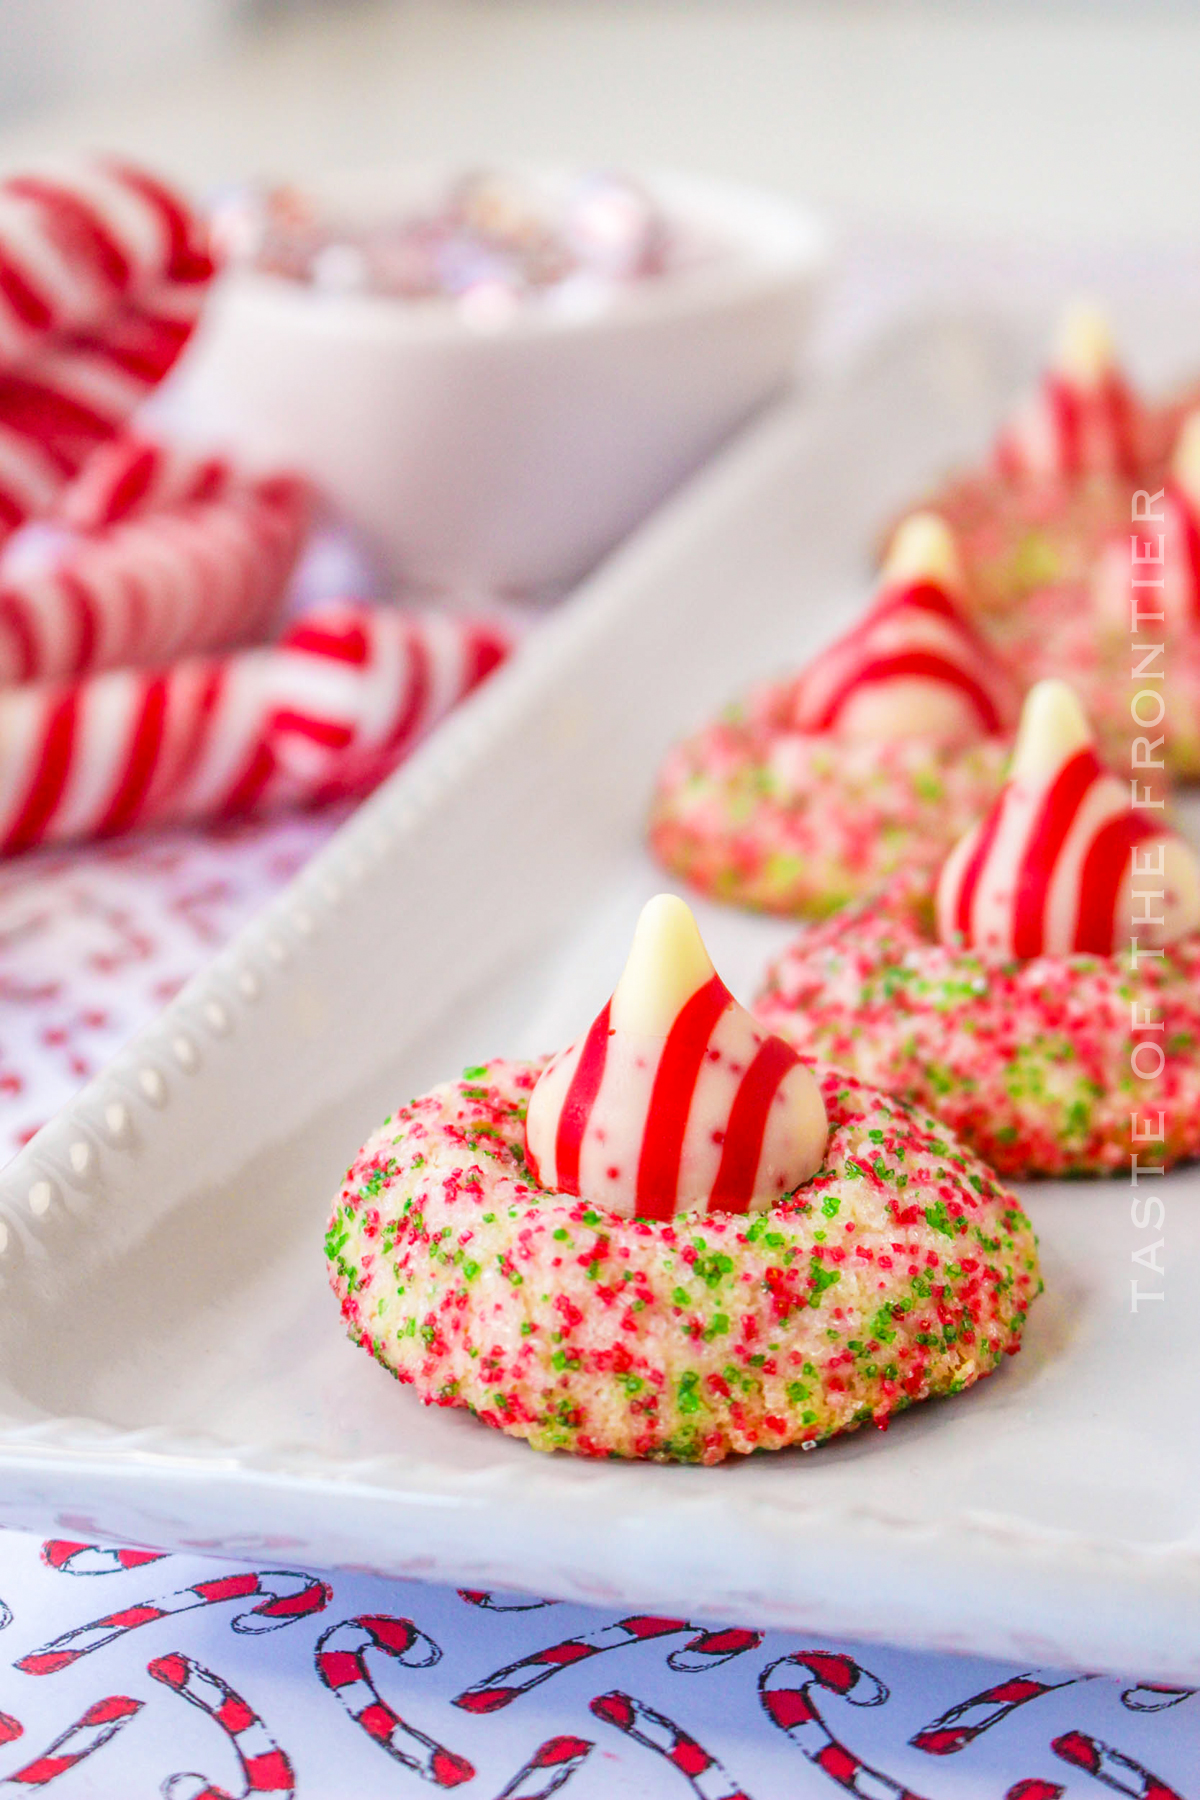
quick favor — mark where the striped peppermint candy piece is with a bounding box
[994,301,1142,482]
[788,513,1016,747]
[0,472,309,686]
[0,160,214,542]
[937,679,1200,958]
[59,432,236,529]
[525,894,827,1220]
[268,603,512,798]
[0,649,279,856]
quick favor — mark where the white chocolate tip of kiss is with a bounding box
[1171,411,1200,510]
[610,894,717,1037]
[1053,299,1116,389]
[1010,678,1093,784]
[882,512,964,592]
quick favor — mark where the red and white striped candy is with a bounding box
[0,472,309,686]
[0,1695,142,1788]
[0,160,214,542]
[0,650,276,856]
[525,894,827,1220]
[790,513,1016,746]
[267,603,512,797]
[994,302,1141,482]
[936,679,1200,958]
[59,431,236,529]
[0,603,511,855]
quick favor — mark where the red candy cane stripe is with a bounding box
[314,1614,474,1788]
[0,474,309,686]
[759,1652,930,1800]
[1006,1783,1065,1800]
[910,1670,1091,1755]
[994,371,1139,482]
[60,433,235,529]
[0,604,510,856]
[268,606,512,798]
[40,1540,168,1577]
[0,162,213,541]
[15,1569,330,1674]
[792,580,1011,739]
[590,1691,751,1800]
[494,1737,593,1800]
[454,1617,746,1715]
[148,1653,294,1800]
[1053,1731,1183,1800]
[0,1696,140,1789]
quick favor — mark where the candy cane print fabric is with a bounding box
[40,1541,169,1578]
[313,1614,474,1787]
[590,1691,751,1800]
[1052,1730,1184,1800]
[0,1695,142,1790]
[15,1570,330,1674]
[758,1652,931,1800]
[910,1669,1093,1755]
[147,1653,294,1800]
[492,1736,593,1799]
[453,1616,747,1715]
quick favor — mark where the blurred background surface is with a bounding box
[0,0,1199,247]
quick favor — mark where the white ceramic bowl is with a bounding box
[182,166,829,596]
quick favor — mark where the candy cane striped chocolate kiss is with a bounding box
[524,894,827,1221]
[993,300,1142,482]
[787,512,1017,748]
[936,678,1200,958]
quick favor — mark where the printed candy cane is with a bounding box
[41,1539,168,1577]
[1052,1730,1183,1800]
[0,160,214,541]
[590,1691,751,1800]
[148,1652,293,1799]
[910,1670,1091,1755]
[0,1695,140,1789]
[314,1614,474,1788]
[59,433,235,530]
[453,1616,737,1714]
[0,473,309,685]
[493,1736,593,1800]
[1121,1684,1196,1714]
[666,1628,762,1674]
[457,1590,556,1612]
[759,1652,930,1800]
[16,1569,330,1674]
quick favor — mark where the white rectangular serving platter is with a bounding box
[3,315,1200,1681]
